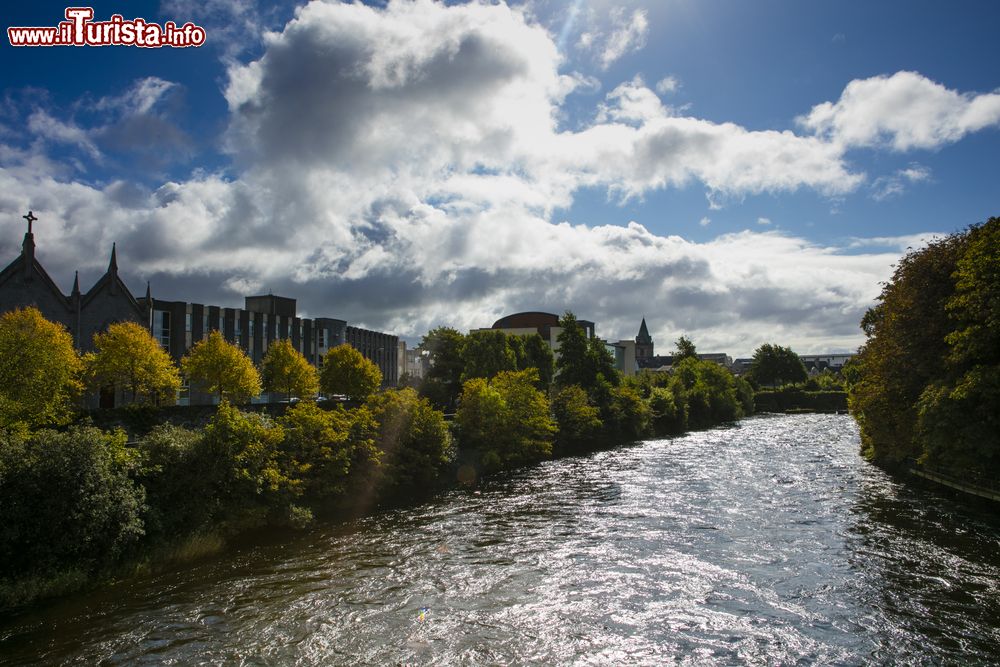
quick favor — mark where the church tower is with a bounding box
[635,317,653,360]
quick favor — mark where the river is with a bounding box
[1,414,999,665]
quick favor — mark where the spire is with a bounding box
[145,280,151,301]
[21,227,35,278]
[107,243,119,295]
[636,317,652,344]
[71,271,80,296]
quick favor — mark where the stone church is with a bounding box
[0,211,149,351]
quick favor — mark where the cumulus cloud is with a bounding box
[4,1,984,357]
[799,71,1000,150]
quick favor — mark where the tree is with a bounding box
[455,369,555,473]
[319,344,382,402]
[0,426,145,581]
[521,333,554,391]
[555,312,619,394]
[674,336,697,361]
[461,329,517,381]
[555,312,590,388]
[419,327,466,410]
[181,331,261,403]
[0,307,83,429]
[915,217,1000,475]
[365,388,453,498]
[262,339,319,401]
[86,321,181,405]
[849,231,967,469]
[278,401,378,506]
[552,384,603,452]
[748,343,807,387]
[672,357,745,428]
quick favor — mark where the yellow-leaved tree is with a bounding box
[319,344,382,402]
[262,338,319,401]
[0,307,83,429]
[181,331,261,403]
[85,321,181,405]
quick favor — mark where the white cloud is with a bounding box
[757,217,772,225]
[26,110,100,160]
[871,163,932,201]
[699,216,711,227]
[4,1,985,357]
[578,7,649,70]
[94,77,176,116]
[655,75,680,94]
[799,71,1000,151]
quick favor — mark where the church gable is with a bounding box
[78,244,146,351]
[0,214,73,330]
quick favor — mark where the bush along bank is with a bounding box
[753,389,848,413]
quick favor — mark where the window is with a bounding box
[185,313,192,333]
[154,310,170,348]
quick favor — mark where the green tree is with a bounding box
[673,357,745,428]
[0,307,83,429]
[85,321,181,406]
[262,339,319,401]
[365,388,453,498]
[199,402,291,516]
[319,344,382,402]
[555,312,619,393]
[521,333,554,391]
[0,426,145,583]
[461,329,517,381]
[849,231,966,469]
[278,401,379,506]
[181,331,261,403]
[674,336,697,362]
[915,217,1000,476]
[748,343,808,387]
[649,383,686,435]
[552,384,604,452]
[419,327,466,410]
[601,384,651,441]
[455,368,555,473]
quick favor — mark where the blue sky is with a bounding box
[2,1,999,355]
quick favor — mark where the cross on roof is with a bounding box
[23,210,37,234]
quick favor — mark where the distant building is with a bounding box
[486,311,595,350]
[0,213,398,404]
[635,317,653,362]
[401,344,428,381]
[630,318,732,371]
[610,339,637,377]
[799,353,854,374]
[0,214,147,353]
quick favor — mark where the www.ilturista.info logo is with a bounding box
[8,7,206,48]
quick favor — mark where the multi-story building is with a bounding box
[0,215,398,404]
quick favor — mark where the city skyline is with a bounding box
[2,1,999,356]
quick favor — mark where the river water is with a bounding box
[2,414,999,665]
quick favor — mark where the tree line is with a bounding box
[0,307,760,608]
[847,216,1000,479]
